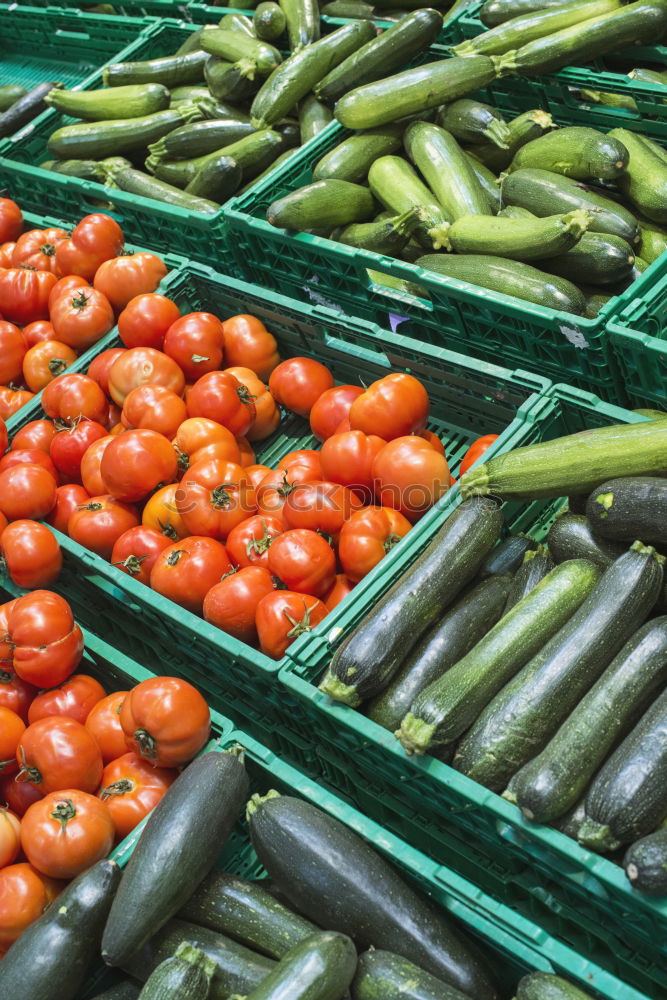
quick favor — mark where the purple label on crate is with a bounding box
[389,313,409,333]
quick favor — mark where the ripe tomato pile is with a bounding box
[0,589,211,954]
[0,198,166,419]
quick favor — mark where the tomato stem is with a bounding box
[283,600,315,639]
[48,358,68,376]
[0,758,16,772]
[191,354,210,364]
[211,485,233,508]
[71,291,90,311]
[16,747,42,786]
[134,728,158,760]
[39,242,56,257]
[384,532,401,553]
[50,798,77,829]
[237,385,256,405]
[100,778,135,799]
[157,518,179,541]
[114,554,147,576]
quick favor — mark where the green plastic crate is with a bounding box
[608,270,667,409]
[11,0,191,18]
[277,383,666,998]
[77,731,649,1000]
[4,259,551,775]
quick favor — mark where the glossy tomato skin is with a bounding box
[49,419,107,482]
[163,312,225,380]
[0,463,57,521]
[459,433,500,477]
[0,320,27,384]
[111,526,171,585]
[50,286,115,350]
[0,774,43,817]
[322,573,355,612]
[85,691,129,764]
[268,358,333,418]
[276,449,322,477]
[186,438,243,470]
[87,348,126,397]
[350,373,429,441]
[421,429,445,455]
[142,484,188,541]
[0,386,34,420]
[121,384,187,439]
[225,514,283,569]
[100,429,178,503]
[12,227,67,274]
[0,448,58,480]
[226,367,279,442]
[372,436,450,523]
[0,808,21,867]
[11,419,55,454]
[108,346,185,407]
[0,670,37,725]
[27,674,105,726]
[23,339,77,393]
[184,457,246,491]
[319,430,386,502]
[99,752,176,839]
[48,275,89,313]
[0,862,63,951]
[20,789,114,879]
[309,385,364,442]
[221,314,280,380]
[0,268,56,325]
[68,495,140,560]
[0,520,62,589]
[255,591,327,660]
[281,481,363,540]
[256,466,319,523]
[267,529,336,598]
[150,536,232,615]
[0,707,26,777]
[0,416,6,457]
[54,213,124,281]
[187,371,256,437]
[237,436,255,468]
[203,566,276,644]
[244,464,271,491]
[9,591,83,689]
[94,252,167,313]
[179,479,257,542]
[0,241,15,268]
[118,293,180,350]
[120,676,211,767]
[41,373,108,424]
[175,417,240,464]
[338,506,412,582]
[45,484,90,535]
[16,716,103,794]
[0,198,22,243]
[80,435,114,496]
[22,320,57,347]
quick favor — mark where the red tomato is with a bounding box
[0,808,21,867]
[180,478,257,542]
[237,435,255,468]
[68,495,140,560]
[28,674,105,726]
[85,691,129,765]
[281,481,363,540]
[0,775,43,818]
[80,435,114,497]
[87,347,126,396]
[421,429,446,455]
[150,536,232,615]
[12,227,67,274]
[11,419,55,454]
[338,506,412,582]
[0,416,6,457]
[163,312,225,380]
[184,458,247,491]
[225,366,280,442]
[54,213,124,280]
[0,520,62,588]
[16,716,103,794]
[186,439,244,471]
[350,373,430,441]
[94,252,167,313]
[372,436,450,522]
[111,525,172,585]
[175,417,241,464]
[99,752,176,839]
[0,671,37,725]
[268,358,334,418]
[187,371,256,437]
[319,430,387,502]
[50,286,115,350]
[309,385,364,442]
[221,314,280,380]
[322,573,355,612]
[0,463,57,521]
[0,708,26,777]
[41,373,108,424]
[48,275,89,313]
[21,789,114,879]
[0,386,34,420]
[268,528,336,597]
[118,293,180,350]
[120,676,211,767]
[22,320,56,347]
[0,321,26,384]
[225,514,283,569]
[0,600,16,662]
[203,565,276,644]
[0,863,62,950]
[459,433,500,477]
[0,199,22,243]
[22,339,77,393]
[100,429,178,503]
[49,419,107,482]
[45,484,90,535]
[243,465,270,491]
[121,384,187,439]
[9,591,83,689]
[0,268,56,325]
[0,242,15,269]
[276,449,322,477]
[142,484,189,542]
[255,591,327,660]
[108,347,185,407]
[0,448,58,480]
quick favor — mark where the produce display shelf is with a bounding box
[4,259,551,778]
[78,731,649,1000]
[608,270,667,409]
[277,383,666,998]
[10,0,191,20]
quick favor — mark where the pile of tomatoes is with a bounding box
[0,589,211,954]
[0,198,166,419]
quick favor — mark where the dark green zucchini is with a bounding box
[267,178,375,229]
[351,949,472,1000]
[45,83,170,121]
[47,105,202,160]
[90,983,140,1000]
[280,0,320,52]
[336,207,423,254]
[503,546,554,612]
[200,28,282,77]
[102,749,249,967]
[542,231,635,286]
[610,128,667,225]
[586,477,667,546]
[0,84,27,112]
[438,98,510,149]
[368,574,512,733]
[500,168,641,244]
[480,0,578,26]
[240,932,357,1000]
[582,288,612,318]
[508,126,628,180]
[546,512,626,569]
[319,497,503,706]
[398,559,600,754]
[184,154,242,201]
[104,164,219,214]
[218,12,256,35]
[481,534,538,575]
[416,254,586,315]
[238,149,295,193]
[139,942,215,1000]
[447,210,591,261]
[454,542,664,791]
[314,9,443,104]
[0,860,120,999]
[464,154,502,213]
[148,118,256,161]
[0,81,61,139]
[247,792,498,999]
[178,871,316,958]
[405,121,492,219]
[299,94,333,142]
[152,129,284,186]
[254,3,288,41]
[511,616,667,823]
[205,56,258,102]
[176,26,213,58]
[551,799,587,841]
[122,919,275,997]
[170,85,212,106]
[471,108,554,173]
[44,158,108,181]
[624,828,667,895]
[516,972,596,1000]
[369,155,452,249]
[313,126,403,182]
[320,0,376,15]
[104,51,209,88]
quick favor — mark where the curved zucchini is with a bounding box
[254,3,288,41]
[472,108,554,174]
[152,129,284,187]
[184,155,242,201]
[369,155,452,249]
[503,547,554,613]
[247,791,499,999]
[200,28,282,77]
[205,57,258,102]
[351,948,472,1000]
[416,253,586,315]
[241,932,357,1000]
[336,207,424,254]
[104,164,219,214]
[0,84,27,112]
[0,81,60,140]
[104,51,209,88]
[480,0,578,25]
[624,828,667,895]
[319,497,503,706]
[368,574,512,733]
[251,21,375,127]
[334,55,501,129]
[139,942,215,1000]
[610,128,667,225]
[102,750,249,966]
[508,126,629,180]
[447,210,591,260]
[47,105,201,160]
[542,231,634,286]
[511,616,667,823]
[453,542,664,791]
[398,559,600,754]
[44,83,170,121]
[313,126,403,182]
[279,0,320,52]
[439,98,510,149]
[314,9,443,104]
[148,118,256,161]
[267,178,375,230]
[546,511,625,569]
[516,972,596,1000]
[405,121,491,219]
[299,94,333,143]
[586,477,667,546]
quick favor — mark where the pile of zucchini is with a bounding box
[0,81,60,140]
[320,416,667,895]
